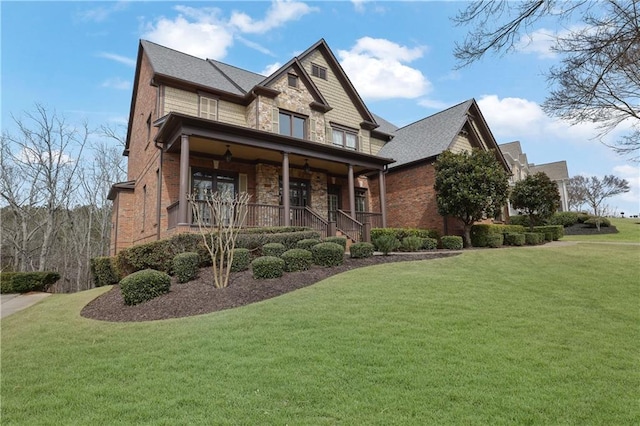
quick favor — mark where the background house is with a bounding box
[368,99,511,237]
[499,141,570,214]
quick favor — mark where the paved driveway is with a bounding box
[1,293,51,318]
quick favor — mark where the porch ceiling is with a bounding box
[157,112,394,177]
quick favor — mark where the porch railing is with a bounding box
[336,209,364,243]
[342,211,383,229]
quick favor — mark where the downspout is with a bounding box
[154,134,163,241]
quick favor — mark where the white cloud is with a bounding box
[230,0,318,34]
[237,36,274,56]
[612,164,640,208]
[260,62,282,76]
[417,98,450,110]
[337,37,430,100]
[97,52,136,67]
[17,147,74,166]
[77,1,128,23]
[352,0,367,13]
[516,26,584,59]
[101,77,131,90]
[141,7,234,59]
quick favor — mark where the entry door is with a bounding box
[327,185,340,222]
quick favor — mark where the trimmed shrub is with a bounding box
[281,249,313,272]
[584,217,612,228]
[524,232,544,245]
[311,242,345,267]
[548,211,579,227]
[350,242,375,258]
[441,236,463,250]
[504,233,525,246]
[422,237,438,250]
[324,236,348,250]
[0,272,18,294]
[471,224,526,247]
[238,230,321,252]
[119,269,171,306]
[577,213,591,223]
[251,256,285,279]
[371,227,439,243]
[90,257,120,287]
[508,215,530,228]
[373,235,400,255]
[230,248,251,272]
[401,236,424,252]
[533,225,564,240]
[9,272,60,293]
[486,233,504,248]
[262,242,286,257]
[296,238,321,251]
[172,252,200,283]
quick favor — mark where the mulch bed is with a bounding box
[563,224,619,235]
[81,252,459,322]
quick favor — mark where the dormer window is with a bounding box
[311,63,327,80]
[199,96,218,120]
[279,111,306,139]
[287,74,298,88]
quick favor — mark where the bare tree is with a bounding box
[188,190,250,288]
[1,104,88,272]
[567,174,630,216]
[453,0,640,159]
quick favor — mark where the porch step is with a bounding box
[335,230,354,252]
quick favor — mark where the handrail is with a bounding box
[304,206,330,238]
[336,209,363,242]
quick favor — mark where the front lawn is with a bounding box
[564,217,640,243]
[1,243,638,424]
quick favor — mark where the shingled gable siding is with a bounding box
[163,86,198,116]
[218,100,247,127]
[300,51,371,153]
[449,134,473,154]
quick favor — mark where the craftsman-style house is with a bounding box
[108,39,395,254]
[109,39,515,255]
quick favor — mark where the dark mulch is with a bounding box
[563,223,619,235]
[81,252,458,322]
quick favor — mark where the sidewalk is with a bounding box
[0,293,51,319]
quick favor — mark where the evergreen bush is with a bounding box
[230,248,251,272]
[90,257,120,287]
[281,249,313,272]
[323,236,348,249]
[372,235,400,255]
[524,232,544,245]
[296,238,321,251]
[172,252,200,283]
[401,236,424,252]
[251,256,285,279]
[119,269,171,306]
[0,272,60,294]
[422,237,438,250]
[486,233,504,248]
[311,242,345,266]
[504,233,525,246]
[349,242,375,258]
[441,236,463,250]
[262,242,286,257]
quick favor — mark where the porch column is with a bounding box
[282,152,290,226]
[348,163,356,219]
[378,169,387,228]
[178,134,190,225]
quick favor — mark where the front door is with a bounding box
[327,185,341,222]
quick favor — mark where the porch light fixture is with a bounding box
[303,159,311,174]
[223,145,232,163]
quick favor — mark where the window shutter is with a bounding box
[357,134,362,151]
[211,99,218,120]
[272,108,279,134]
[239,173,248,193]
[325,124,333,144]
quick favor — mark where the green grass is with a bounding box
[2,244,639,424]
[563,217,640,243]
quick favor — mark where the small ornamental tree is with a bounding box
[434,149,509,248]
[510,172,561,231]
[188,190,250,289]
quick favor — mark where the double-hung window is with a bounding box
[331,127,358,150]
[279,111,306,139]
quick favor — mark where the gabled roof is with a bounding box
[530,161,570,181]
[372,114,398,136]
[377,99,476,169]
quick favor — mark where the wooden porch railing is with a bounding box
[336,209,364,243]
[342,211,383,230]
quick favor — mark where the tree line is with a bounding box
[1,105,126,293]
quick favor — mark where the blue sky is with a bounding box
[2,1,639,215]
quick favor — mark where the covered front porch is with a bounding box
[156,113,393,242]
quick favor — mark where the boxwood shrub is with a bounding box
[323,236,348,250]
[524,232,544,245]
[296,238,321,250]
[251,256,285,279]
[281,249,313,272]
[0,272,60,294]
[533,225,564,240]
[504,233,525,246]
[441,236,463,250]
[372,235,400,255]
[230,248,251,272]
[548,211,579,227]
[584,217,611,228]
[370,227,439,243]
[349,242,375,258]
[90,257,120,287]
[312,242,345,266]
[422,237,438,250]
[400,236,424,252]
[486,233,504,248]
[262,242,286,257]
[119,269,171,306]
[172,252,200,283]
[471,224,526,247]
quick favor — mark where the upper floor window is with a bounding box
[287,74,298,88]
[311,63,327,80]
[199,96,218,120]
[279,111,306,139]
[331,127,358,150]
